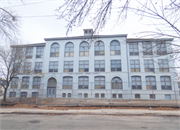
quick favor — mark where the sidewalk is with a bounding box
[0,108,179,116]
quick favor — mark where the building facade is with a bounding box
[8,29,179,100]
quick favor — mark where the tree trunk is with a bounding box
[3,88,7,101]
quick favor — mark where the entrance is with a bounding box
[47,78,57,97]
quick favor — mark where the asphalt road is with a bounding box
[0,114,179,130]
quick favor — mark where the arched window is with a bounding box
[9,92,16,97]
[32,92,39,97]
[79,42,89,56]
[21,77,29,89]
[11,77,19,89]
[65,42,74,57]
[48,78,57,87]
[50,43,59,57]
[111,77,123,89]
[131,76,142,89]
[160,76,172,90]
[33,77,41,89]
[95,76,105,89]
[63,76,73,89]
[95,41,104,56]
[21,92,27,97]
[146,76,156,90]
[110,40,120,55]
[78,76,89,89]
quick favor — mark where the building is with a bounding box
[8,29,179,100]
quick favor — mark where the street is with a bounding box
[0,114,179,130]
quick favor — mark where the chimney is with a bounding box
[83,29,93,36]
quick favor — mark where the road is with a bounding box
[0,114,179,130]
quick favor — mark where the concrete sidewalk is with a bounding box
[0,108,179,116]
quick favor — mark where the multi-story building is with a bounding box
[8,29,179,100]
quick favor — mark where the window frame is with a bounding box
[156,42,167,55]
[146,76,156,90]
[64,61,73,72]
[129,43,139,55]
[49,61,58,72]
[50,43,59,57]
[144,59,154,72]
[78,76,89,89]
[33,77,41,89]
[111,60,121,71]
[131,76,142,89]
[142,42,153,55]
[94,41,105,56]
[26,47,33,59]
[36,46,44,58]
[34,62,42,73]
[110,40,121,55]
[111,77,123,89]
[79,61,89,72]
[160,76,172,90]
[65,42,74,57]
[11,77,19,89]
[94,76,105,89]
[158,59,169,72]
[24,62,31,74]
[94,60,105,72]
[63,76,73,89]
[130,60,140,72]
[21,77,30,89]
[79,42,89,56]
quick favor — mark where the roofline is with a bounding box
[44,34,128,41]
[11,43,46,47]
[127,38,174,43]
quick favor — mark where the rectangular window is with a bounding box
[49,61,58,72]
[62,93,66,98]
[33,77,41,89]
[132,76,142,89]
[78,77,89,89]
[35,62,42,73]
[111,60,121,71]
[79,61,89,72]
[150,94,155,99]
[36,46,44,58]
[135,94,140,99]
[94,60,105,72]
[24,62,31,74]
[130,60,140,72]
[146,76,156,90]
[129,43,139,55]
[118,94,122,99]
[11,78,19,89]
[142,43,153,55]
[112,94,116,98]
[26,47,33,59]
[21,77,29,89]
[161,76,172,90]
[84,93,88,98]
[95,77,105,89]
[101,93,105,98]
[156,43,167,55]
[64,61,73,72]
[158,59,169,72]
[95,93,99,98]
[68,93,71,98]
[144,60,154,72]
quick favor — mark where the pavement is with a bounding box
[0,108,180,116]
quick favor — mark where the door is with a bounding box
[47,87,56,97]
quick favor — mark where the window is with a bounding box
[130,60,140,72]
[110,40,120,55]
[142,43,153,55]
[156,42,167,55]
[62,93,66,98]
[36,46,44,58]
[33,77,41,89]
[150,94,155,99]
[118,94,122,99]
[65,42,74,57]
[132,76,142,89]
[78,76,89,89]
[111,60,121,71]
[165,94,171,100]
[64,61,73,72]
[79,61,89,72]
[95,41,104,56]
[144,60,154,72]
[129,43,139,55]
[146,76,156,90]
[21,77,29,89]
[9,92,16,97]
[68,93,71,98]
[160,76,172,90]
[101,93,105,98]
[84,93,88,98]
[48,78,57,87]
[79,42,89,56]
[50,43,59,57]
[158,59,169,72]
[111,77,123,89]
[26,47,33,59]
[95,60,105,72]
[78,93,82,98]
[49,61,58,72]
[34,62,42,73]
[95,93,99,98]
[135,94,140,99]
[95,76,105,89]
[21,92,27,97]
[32,92,39,97]
[63,76,73,89]
[112,94,116,98]
[11,77,19,89]
[24,62,31,74]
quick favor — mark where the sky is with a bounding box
[1,0,155,44]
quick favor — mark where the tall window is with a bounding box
[79,42,89,56]
[26,47,33,59]
[144,59,154,72]
[33,77,41,89]
[142,43,153,55]
[50,43,59,57]
[64,61,73,72]
[130,60,140,72]
[63,76,73,89]
[65,42,74,57]
[95,76,105,89]
[36,46,44,58]
[78,76,89,89]
[160,76,172,90]
[95,41,104,56]
[131,76,142,89]
[111,60,121,71]
[21,77,29,89]
[11,77,19,89]
[156,42,167,55]
[110,40,120,55]
[49,61,58,72]
[146,76,156,90]
[24,62,31,74]
[111,77,123,89]
[34,62,42,73]
[158,59,169,72]
[95,60,105,72]
[129,43,139,55]
[79,61,89,72]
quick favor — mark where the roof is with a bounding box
[11,43,45,47]
[127,38,174,42]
